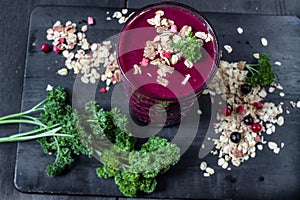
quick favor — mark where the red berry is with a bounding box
[53,45,61,54]
[99,88,107,93]
[40,43,51,53]
[251,123,262,133]
[162,51,171,59]
[225,106,232,116]
[59,38,65,43]
[237,105,246,115]
[253,102,263,109]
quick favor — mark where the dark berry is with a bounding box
[40,43,51,53]
[251,123,262,133]
[230,132,242,143]
[241,83,252,94]
[243,115,254,125]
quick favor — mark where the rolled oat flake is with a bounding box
[261,37,268,46]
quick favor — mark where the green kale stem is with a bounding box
[0,126,73,143]
[0,100,45,122]
[245,64,259,75]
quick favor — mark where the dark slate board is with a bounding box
[14,5,300,199]
[128,0,300,16]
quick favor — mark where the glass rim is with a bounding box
[117,1,220,101]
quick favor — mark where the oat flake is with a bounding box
[261,37,268,46]
[224,45,233,53]
[237,27,243,34]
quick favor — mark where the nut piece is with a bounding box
[57,68,68,76]
[195,31,207,40]
[200,161,207,171]
[184,59,193,68]
[112,11,122,19]
[224,45,233,53]
[253,53,260,59]
[122,9,128,15]
[81,25,88,32]
[277,116,284,126]
[205,167,215,175]
[46,84,53,91]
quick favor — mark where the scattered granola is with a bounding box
[45,19,121,89]
[199,161,215,177]
[110,10,135,24]
[207,60,285,169]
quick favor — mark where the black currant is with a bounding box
[243,115,254,125]
[230,132,242,143]
[241,83,252,94]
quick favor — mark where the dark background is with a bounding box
[0,0,299,200]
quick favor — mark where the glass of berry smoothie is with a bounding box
[117,2,220,127]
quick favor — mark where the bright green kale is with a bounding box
[96,136,180,197]
[245,53,275,87]
[0,87,92,176]
[171,32,203,63]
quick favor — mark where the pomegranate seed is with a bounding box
[251,123,262,133]
[140,58,149,67]
[170,24,178,33]
[88,17,95,25]
[53,45,61,54]
[99,88,107,93]
[59,38,65,43]
[162,51,171,59]
[253,102,263,109]
[225,106,232,116]
[40,43,51,53]
[237,105,246,115]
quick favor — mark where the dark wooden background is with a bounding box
[0,0,299,200]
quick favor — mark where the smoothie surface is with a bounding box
[118,7,217,99]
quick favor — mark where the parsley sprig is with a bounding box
[171,32,203,63]
[245,53,275,87]
[85,102,181,197]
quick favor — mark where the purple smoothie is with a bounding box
[118,5,218,99]
[117,3,219,126]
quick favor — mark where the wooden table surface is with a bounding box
[0,0,299,200]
